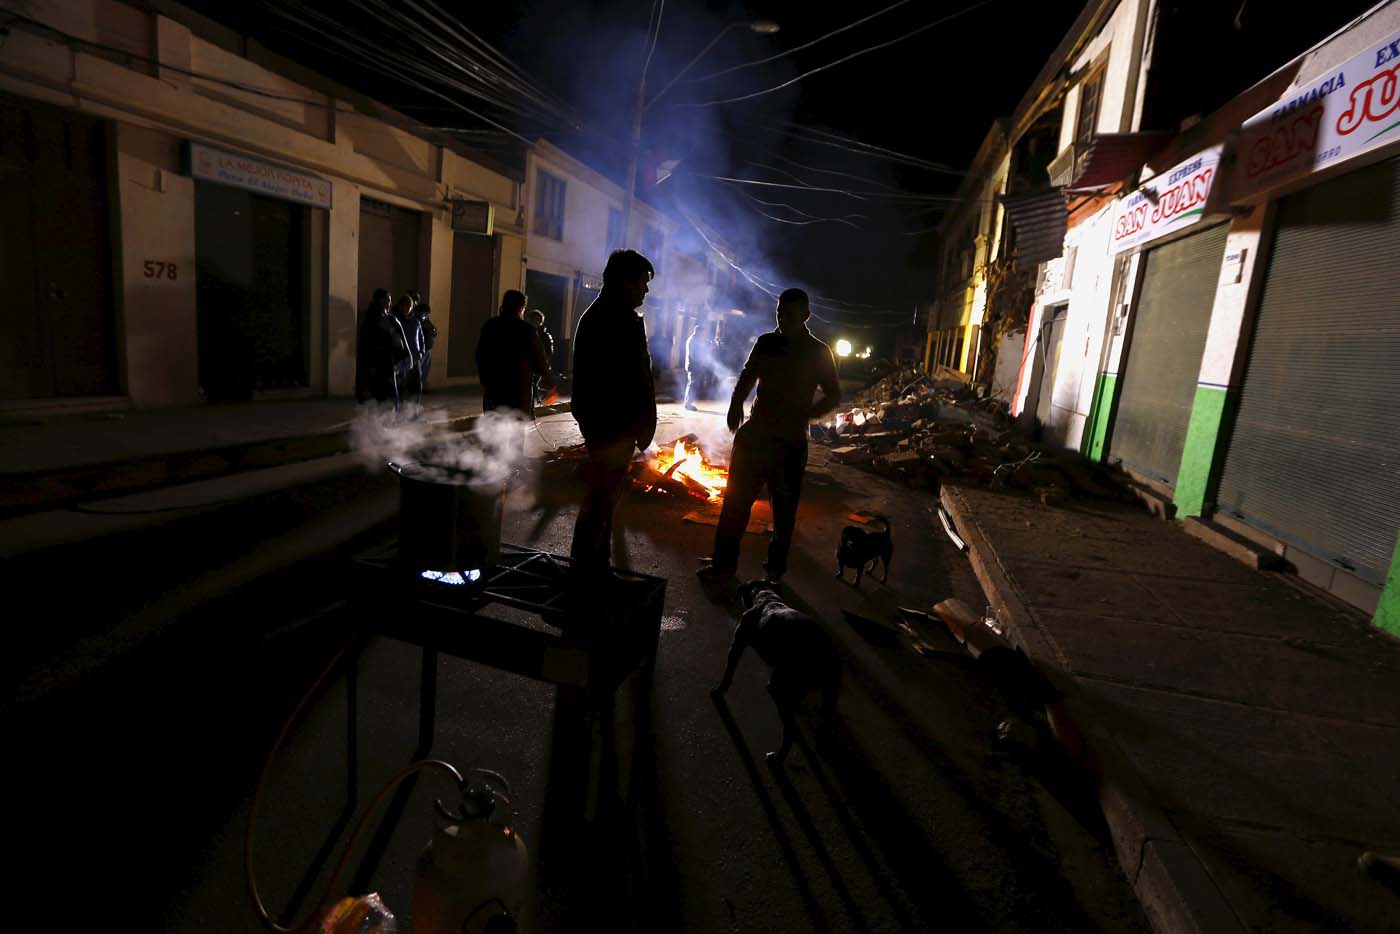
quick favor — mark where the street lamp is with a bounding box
[835,339,853,358]
[621,19,780,241]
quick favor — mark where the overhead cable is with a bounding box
[690,0,912,83]
[699,0,997,106]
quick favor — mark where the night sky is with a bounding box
[190,0,1086,325]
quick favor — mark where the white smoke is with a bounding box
[351,404,532,490]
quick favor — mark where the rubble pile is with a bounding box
[812,367,1129,505]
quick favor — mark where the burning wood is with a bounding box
[634,434,728,501]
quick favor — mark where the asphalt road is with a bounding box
[4,403,1147,933]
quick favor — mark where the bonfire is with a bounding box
[634,435,729,501]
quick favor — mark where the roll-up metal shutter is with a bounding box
[1108,222,1229,485]
[1215,157,1400,585]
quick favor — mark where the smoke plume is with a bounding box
[350,404,532,489]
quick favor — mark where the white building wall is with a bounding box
[0,0,522,405]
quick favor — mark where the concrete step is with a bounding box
[1180,516,1285,571]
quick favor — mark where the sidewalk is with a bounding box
[940,483,1400,933]
[0,389,498,514]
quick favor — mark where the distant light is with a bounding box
[836,339,853,357]
[421,569,482,586]
[747,20,781,34]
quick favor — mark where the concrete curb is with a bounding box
[0,402,571,517]
[939,484,1247,934]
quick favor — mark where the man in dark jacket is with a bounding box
[476,289,555,416]
[356,288,406,407]
[528,309,555,405]
[395,293,425,407]
[416,304,438,389]
[569,249,657,580]
[698,288,840,583]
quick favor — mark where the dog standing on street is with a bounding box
[712,580,842,765]
[836,513,893,586]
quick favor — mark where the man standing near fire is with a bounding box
[569,249,657,586]
[698,288,840,583]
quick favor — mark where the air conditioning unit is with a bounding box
[450,199,494,235]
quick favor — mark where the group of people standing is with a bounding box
[355,289,437,411]
[353,247,842,593]
[569,248,841,592]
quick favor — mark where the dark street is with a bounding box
[7,404,1145,932]
[5,0,1400,930]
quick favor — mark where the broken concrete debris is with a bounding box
[811,366,1131,504]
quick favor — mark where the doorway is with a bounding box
[447,233,496,379]
[194,182,309,400]
[525,269,569,373]
[0,95,117,400]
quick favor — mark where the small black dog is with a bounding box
[712,581,842,766]
[836,513,892,586]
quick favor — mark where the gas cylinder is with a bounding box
[413,769,530,934]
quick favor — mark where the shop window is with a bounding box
[534,169,566,241]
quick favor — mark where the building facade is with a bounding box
[0,0,525,410]
[932,0,1400,626]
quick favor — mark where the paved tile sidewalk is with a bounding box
[941,483,1400,933]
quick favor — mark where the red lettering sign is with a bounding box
[1246,106,1324,178]
[1336,61,1400,135]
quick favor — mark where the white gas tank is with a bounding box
[413,769,529,934]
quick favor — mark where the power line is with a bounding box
[690,0,911,83]
[735,190,866,230]
[700,174,960,203]
[676,205,911,322]
[699,0,996,107]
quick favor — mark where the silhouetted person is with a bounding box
[356,288,407,408]
[569,249,657,583]
[698,289,840,582]
[475,289,555,416]
[684,323,709,411]
[416,304,437,389]
[394,293,424,408]
[528,309,555,405]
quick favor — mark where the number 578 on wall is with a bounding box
[143,261,178,280]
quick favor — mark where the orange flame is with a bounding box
[649,439,728,500]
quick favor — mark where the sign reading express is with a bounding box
[1233,28,1400,201]
[189,143,331,209]
[1110,145,1223,254]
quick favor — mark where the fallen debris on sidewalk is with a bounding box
[811,367,1131,505]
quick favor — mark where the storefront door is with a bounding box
[194,182,309,400]
[1216,157,1400,590]
[1108,222,1229,485]
[0,95,117,400]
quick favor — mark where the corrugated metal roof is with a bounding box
[998,188,1068,264]
[1068,132,1175,191]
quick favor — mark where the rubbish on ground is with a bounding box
[682,499,772,535]
[937,506,966,552]
[809,365,1131,506]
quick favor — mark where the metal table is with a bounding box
[345,540,666,822]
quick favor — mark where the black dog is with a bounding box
[711,581,842,766]
[836,514,892,586]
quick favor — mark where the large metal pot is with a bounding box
[389,461,504,575]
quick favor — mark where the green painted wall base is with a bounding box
[1173,384,1229,519]
[1377,534,1400,637]
[1082,372,1119,462]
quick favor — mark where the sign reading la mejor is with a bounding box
[1110,145,1223,253]
[189,143,331,209]
[1234,28,1400,200]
